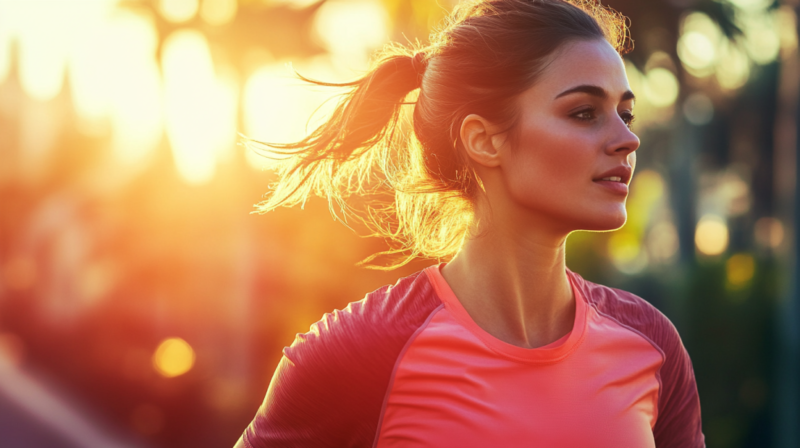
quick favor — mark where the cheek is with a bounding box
[505,124,593,205]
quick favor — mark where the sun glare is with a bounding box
[162,29,237,185]
[313,0,390,70]
[243,58,340,170]
[15,1,73,102]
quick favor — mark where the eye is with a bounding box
[620,111,636,129]
[571,107,596,121]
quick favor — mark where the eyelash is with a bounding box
[571,108,636,129]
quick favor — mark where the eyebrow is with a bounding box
[555,84,635,102]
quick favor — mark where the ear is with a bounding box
[459,114,502,168]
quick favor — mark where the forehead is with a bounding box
[524,39,631,101]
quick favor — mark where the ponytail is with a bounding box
[244,46,444,269]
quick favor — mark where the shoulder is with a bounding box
[284,268,442,368]
[243,267,443,448]
[567,268,679,356]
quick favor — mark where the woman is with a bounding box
[236,0,704,446]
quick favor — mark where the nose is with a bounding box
[605,116,640,158]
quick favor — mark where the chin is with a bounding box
[573,208,628,232]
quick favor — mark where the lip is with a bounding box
[593,165,632,184]
[594,180,629,195]
[592,165,632,195]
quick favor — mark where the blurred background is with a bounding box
[0,0,797,446]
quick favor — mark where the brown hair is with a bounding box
[244,0,631,269]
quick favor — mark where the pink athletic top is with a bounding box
[242,264,705,448]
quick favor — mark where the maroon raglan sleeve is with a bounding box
[240,271,441,448]
[578,276,705,448]
[648,314,705,447]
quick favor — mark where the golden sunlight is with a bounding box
[14,1,72,102]
[242,58,339,170]
[162,29,237,184]
[313,0,390,70]
[108,12,164,166]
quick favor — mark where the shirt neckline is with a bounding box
[423,262,588,363]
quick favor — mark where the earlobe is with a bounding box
[460,114,502,168]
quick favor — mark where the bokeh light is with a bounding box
[683,92,714,125]
[608,231,647,275]
[776,6,798,52]
[643,68,679,108]
[754,217,785,249]
[695,214,729,256]
[715,42,750,91]
[739,8,780,65]
[158,0,199,24]
[313,0,390,70]
[162,29,238,184]
[15,1,73,102]
[678,12,722,77]
[726,253,755,290]
[727,0,772,11]
[631,169,666,206]
[647,221,680,263]
[152,338,196,378]
[200,0,238,26]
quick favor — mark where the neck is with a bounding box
[440,199,575,349]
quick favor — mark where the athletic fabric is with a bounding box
[241,263,704,448]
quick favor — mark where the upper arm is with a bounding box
[652,322,705,448]
[233,434,247,448]
[241,344,378,448]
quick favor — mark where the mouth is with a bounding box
[595,176,623,183]
[593,178,628,195]
[592,166,632,186]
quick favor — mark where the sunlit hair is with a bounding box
[244,0,631,269]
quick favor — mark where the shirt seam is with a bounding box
[371,303,445,448]
[243,431,254,448]
[589,302,666,429]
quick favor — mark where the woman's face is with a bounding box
[497,38,639,234]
